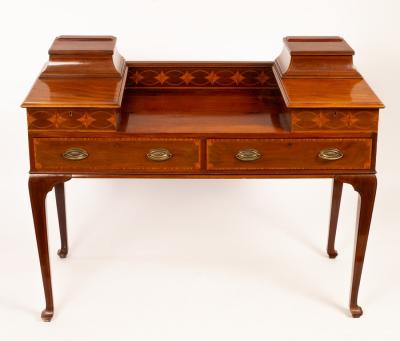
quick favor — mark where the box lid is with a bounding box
[49,35,116,55]
[284,36,354,56]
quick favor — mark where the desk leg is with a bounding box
[55,183,68,258]
[337,175,377,318]
[29,175,71,322]
[327,179,343,258]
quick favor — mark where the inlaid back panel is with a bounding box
[126,63,278,89]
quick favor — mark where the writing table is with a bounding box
[22,36,384,321]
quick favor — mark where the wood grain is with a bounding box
[291,109,378,132]
[28,108,118,131]
[207,138,372,171]
[32,137,201,172]
[126,64,277,89]
[335,175,377,318]
[275,77,384,109]
[327,179,343,258]
[29,175,71,321]
[42,35,125,78]
[21,74,127,108]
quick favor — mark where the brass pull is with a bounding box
[63,147,88,161]
[146,148,172,161]
[318,148,344,161]
[236,148,261,161]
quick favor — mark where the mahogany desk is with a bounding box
[22,36,384,321]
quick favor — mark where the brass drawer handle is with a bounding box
[62,147,88,161]
[318,148,344,161]
[146,148,172,161]
[236,148,261,161]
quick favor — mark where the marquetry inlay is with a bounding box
[126,66,277,88]
[28,109,118,131]
[291,110,378,132]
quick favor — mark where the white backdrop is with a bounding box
[1,0,399,340]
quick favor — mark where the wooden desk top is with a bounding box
[278,78,383,108]
[121,90,286,135]
[22,77,126,108]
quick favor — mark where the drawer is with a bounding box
[289,109,378,132]
[32,138,201,172]
[28,109,118,131]
[207,138,372,171]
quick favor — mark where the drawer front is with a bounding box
[28,109,118,131]
[32,138,201,172]
[290,109,378,132]
[207,138,372,171]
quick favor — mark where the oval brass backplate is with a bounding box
[235,148,261,161]
[146,148,172,161]
[62,147,88,161]
[318,148,344,161]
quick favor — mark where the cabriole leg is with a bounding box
[29,175,71,321]
[55,183,68,258]
[337,175,377,318]
[327,179,343,258]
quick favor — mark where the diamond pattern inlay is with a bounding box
[48,114,66,128]
[205,71,220,84]
[256,71,269,84]
[230,71,245,85]
[126,66,277,88]
[77,113,96,128]
[155,71,169,84]
[180,71,195,85]
[130,70,144,84]
[291,110,378,132]
[28,109,117,131]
